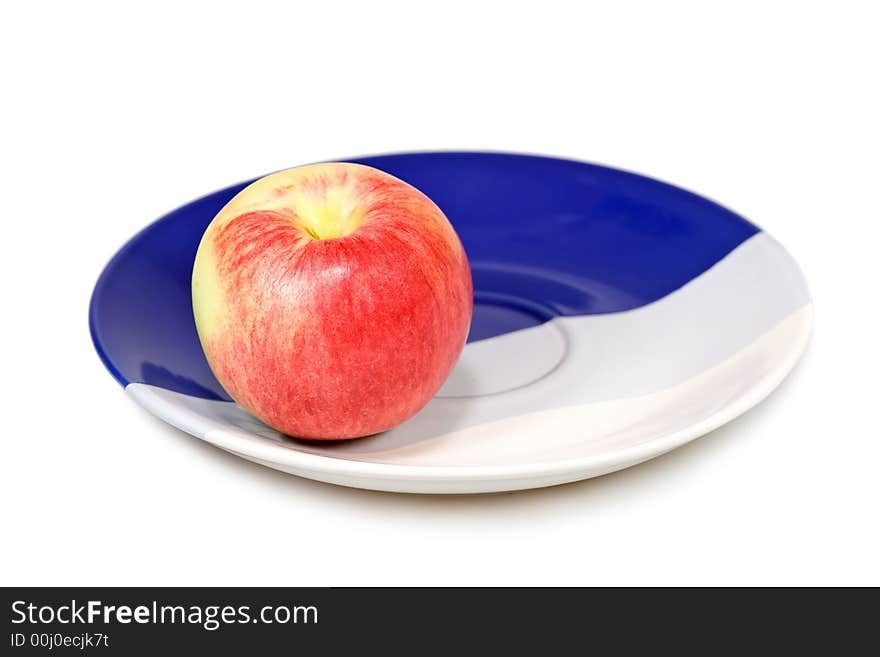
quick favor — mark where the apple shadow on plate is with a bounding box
[140,363,227,402]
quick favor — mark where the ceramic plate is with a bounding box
[90,152,812,493]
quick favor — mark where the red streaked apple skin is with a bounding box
[192,163,473,440]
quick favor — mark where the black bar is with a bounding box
[2,588,876,654]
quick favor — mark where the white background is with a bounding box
[2,1,878,586]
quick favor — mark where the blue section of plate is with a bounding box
[89,152,758,401]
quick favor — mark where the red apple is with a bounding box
[192,162,473,439]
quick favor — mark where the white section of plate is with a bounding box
[126,233,812,493]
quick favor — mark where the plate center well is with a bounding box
[436,290,568,398]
